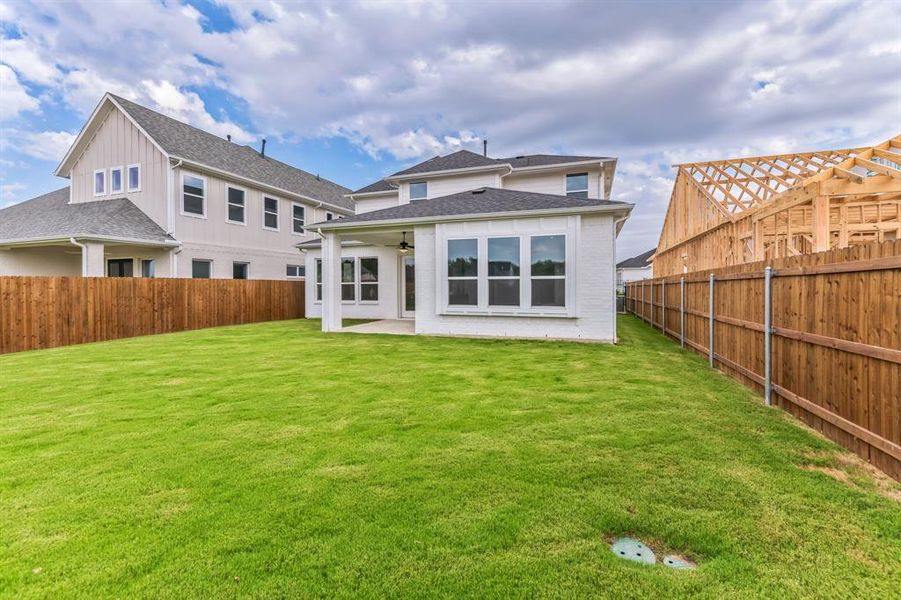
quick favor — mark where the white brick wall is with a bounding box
[304,244,400,320]
[414,213,617,342]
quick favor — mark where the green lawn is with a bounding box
[1,316,898,598]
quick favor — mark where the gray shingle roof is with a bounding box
[0,187,175,244]
[110,95,353,211]
[616,248,655,269]
[351,179,397,194]
[312,187,630,227]
[389,149,501,177]
[388,149,611,179]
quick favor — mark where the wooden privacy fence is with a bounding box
[625,241,900,480]
[0,277,305,355]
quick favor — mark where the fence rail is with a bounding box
[625,240,901,480]
[0,276,305,355]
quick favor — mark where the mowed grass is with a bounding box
[0,316,898,598]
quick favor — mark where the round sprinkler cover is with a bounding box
[610,537,656,565]
[662,555,696,570]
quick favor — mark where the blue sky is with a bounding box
[1,0,899,259]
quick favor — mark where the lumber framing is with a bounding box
[653,134,901,276]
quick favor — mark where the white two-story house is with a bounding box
[302,149,633,342]
[0,93,352,279]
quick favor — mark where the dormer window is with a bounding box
[566,173,589,198]
[127,164,141,192]
[93,169,106,196]
[110,167,123,194]
[410,181,427,201]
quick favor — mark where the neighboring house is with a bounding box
[302,149,633,342]
[616,248,654,292]
[0,93,352,279]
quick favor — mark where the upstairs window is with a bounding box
[292,203,305,234]
[182,173,206,216]
[110,167,123,194]
[410,181,428,201]
[566,173,589,198]
[227,186,245,224]
[127,164,141,192]
[93,169,106,196]
[263,197,279,230]
[447,238,478,306]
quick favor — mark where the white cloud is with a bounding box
[0,36,60,85]
[0,181,28,207]
[141,80,255,144]
[1,129,76,161]
[0,65,40,121]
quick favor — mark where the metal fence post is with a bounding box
[764,266,773,406]
[680,276,685,348]
[708,273,715,368]
[662,279,666,334]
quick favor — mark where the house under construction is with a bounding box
[653,135,901,277]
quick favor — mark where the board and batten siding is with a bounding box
[504,165,604,199]
[354,193,400,214]
[68,106,169,227]
[414,213,617,342]
[399,172,503,203]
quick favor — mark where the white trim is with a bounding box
[386,163,512,183]
[358,256,379,304]
[180,171,207,219]
[314,257,323,303]
[509,158,612,174]
[225,184,247,226]
[315,203,633,231]
[262,195,280,231]
[4,235,179,248]
[191,258,213,279]
[286,263,305,279]
[109,166,124,194]
[290,201,306,236]
[127,163,141,192]
[93,169,107,196]
[565,172,589,197]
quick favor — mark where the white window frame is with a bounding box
[341,257,356,303]
[226,185,247,226]
[566,172,589,198]
[93,169,107,196]
[191,258,212,279]
[315,258,323,303]
[287,264,304,279]
[127,163,141,192]
[409,181,428,201]
[487,236,522,308]
[529,234,568,310]
[232,261,250,280]
[358,256,379,304]
[446,237,479,308]
[181,171,207,219]
[109,166,124,194]
[262,195,280,231]
[437,223,576,317]
[291,202,306,235]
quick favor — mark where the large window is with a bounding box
[263,197,279,230]
[488,237,520,306]
[315,259,323,301]
[110,167,123,194]
[192,259,212,279]
[447,238,478,305]
[359,257,379,302]
[409,181,428,201]
[287,264,305,279]
[183,174,206,216]
[232,262,249,279]
[292,203,305,234]
[566,173,589,198]
[227,186,246,224]
[341,258,355,301]
[107,258,132,277]
[530,235,566,307]
[94,169,106,196]
[127,164,141,192]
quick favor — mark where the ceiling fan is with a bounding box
[397,231,414,254]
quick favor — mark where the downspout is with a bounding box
[69,237,87,276]
[171,244,183,278]
[167,159,183,235]
[612,213,630,342]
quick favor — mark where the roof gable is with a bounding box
[616,248,655,269]
[389,149,502,178]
